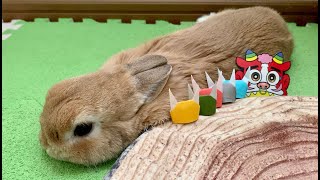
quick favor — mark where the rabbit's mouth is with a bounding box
[40,134,105,165]
[45,146,108,166]
[46,147,71,161]
[45,145,87,165]
[39,131,72,162]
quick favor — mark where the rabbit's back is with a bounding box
[103,7,293,129]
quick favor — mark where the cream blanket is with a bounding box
[105,96,318,180]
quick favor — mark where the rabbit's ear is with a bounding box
[127,54,172,103]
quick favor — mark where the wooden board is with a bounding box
[2,0,318,26]
[105,96,318,179]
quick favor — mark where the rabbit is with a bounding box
[39,6,294,165]
[196,12,217,23]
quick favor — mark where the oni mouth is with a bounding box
[259,89,268,95]
[246,91,275,97]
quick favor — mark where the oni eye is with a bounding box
[268,74,276,82]
[74,123,93,137]
[252,72,260,81]
[267,71,280,85]
[250,70,261,82]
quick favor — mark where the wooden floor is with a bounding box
[2,0,318,26]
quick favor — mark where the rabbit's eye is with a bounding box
[74,123,93,137]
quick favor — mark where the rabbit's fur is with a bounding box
[39,6,293,165]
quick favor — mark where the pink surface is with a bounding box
[199,88,212,96]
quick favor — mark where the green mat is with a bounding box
[2,19,318,180]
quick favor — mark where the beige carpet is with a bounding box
[105,96,318,180]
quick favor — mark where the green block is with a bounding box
[199,96,216,116]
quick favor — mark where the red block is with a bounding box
[216,90,223,108]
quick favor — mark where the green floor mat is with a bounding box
[2,19,318,180]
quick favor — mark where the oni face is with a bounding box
[235,50,291,97]
[246,63,284,96]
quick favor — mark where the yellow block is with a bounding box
[170,100,200,124]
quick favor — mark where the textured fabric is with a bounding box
[2,19,318,180]
[104,96,318,179]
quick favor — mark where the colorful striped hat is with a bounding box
[245,49,258,61]
[273,52,284,64]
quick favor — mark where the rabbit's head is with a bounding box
[39,55,171,165]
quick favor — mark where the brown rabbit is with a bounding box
[39,6,293,165]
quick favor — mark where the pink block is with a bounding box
[199,88,212,96]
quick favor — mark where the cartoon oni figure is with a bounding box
[235,50,291,97]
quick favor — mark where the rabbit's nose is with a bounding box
[52,130,60,141]
[46,129,61,144]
